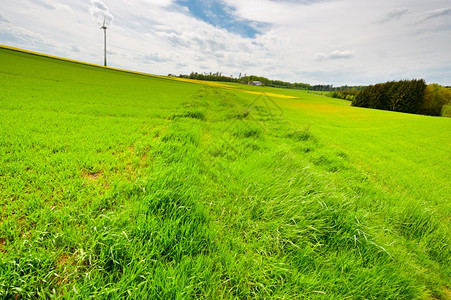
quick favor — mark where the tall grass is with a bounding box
[0,48,450,299]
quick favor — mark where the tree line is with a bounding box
[170,72,366,92]
[169,73,450,117]
[352,79,451,116]
[327,91,358,101]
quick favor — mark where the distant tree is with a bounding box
[176,72,365,93]
[420,84,451,116]
[328,91,357,101]
[352,79,437,115]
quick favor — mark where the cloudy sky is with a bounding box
[1,0,450,86]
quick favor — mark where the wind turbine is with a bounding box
[100,17,107,66]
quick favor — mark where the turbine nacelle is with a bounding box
[100,18,107,30]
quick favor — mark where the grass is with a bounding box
[0,46,450,299]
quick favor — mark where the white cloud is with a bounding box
[418,7,451,21]
[0,14,9,23]
[314,50,355,61]
[377,8,409,24]
[143,0,173,6]
[90,0,114,26]
[55,4,74,14]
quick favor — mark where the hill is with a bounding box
[0,46,450,299]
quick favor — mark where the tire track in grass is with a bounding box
[191,87,424,298]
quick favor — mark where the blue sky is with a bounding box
[1,0,450,86]
[175,0,264,38]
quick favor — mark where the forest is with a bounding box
[352,79,451,116]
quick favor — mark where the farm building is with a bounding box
[248,80,262,86]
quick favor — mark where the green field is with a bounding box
[1,47,450,299]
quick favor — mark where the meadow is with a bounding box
[0,46,450,299]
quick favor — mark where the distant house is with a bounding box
[248,81,262,86]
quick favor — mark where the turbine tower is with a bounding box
[100,18,107,66]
